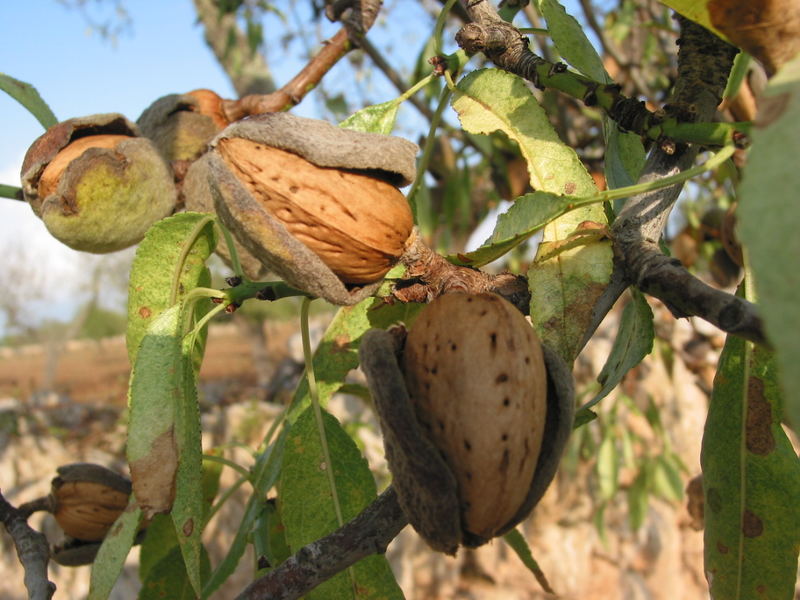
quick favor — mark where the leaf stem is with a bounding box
[170,215,216,305]
[300,297,345,529]
[0,184,23,201]
[407,86,453,220]
[218,220,245,280]
[571,145,736,208]
[202,454,251,479]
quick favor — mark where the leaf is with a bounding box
[737,53,800,430]
[448,191,571,267]
[537,0,609,82]
[597,435,619,501]
[451,69,611,361]
[604,123,645,212]
[339,100,399,135]
[126,212,216,365]
[201,429,287,598]
[701,335,800,600]
[252,499,291,573]
[657,1,727,41]
[585,290,654,410]
[139,546,211,600]
[126,302,205,594]
[528,234,613,362]
[0,73,57,129]
[88,502,142,600]
[280,407,403,600]
[288,293,423,422]
[127,305,184,517]
[503,529,554,594]
[626,471,648,531]
[452,69,596,196]
[171,333,205,597]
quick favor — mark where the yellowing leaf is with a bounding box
[451,69,611,361]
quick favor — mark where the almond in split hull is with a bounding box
[217,137,413,284]
[402,293,548,539]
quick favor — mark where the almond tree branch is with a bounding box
[0,491,55,600]
[236,487,407,600]
[454,1,747,148]
[456,2,764,346]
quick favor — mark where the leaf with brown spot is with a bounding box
[701,334,800,599]
[127,303,206,595]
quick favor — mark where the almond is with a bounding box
[217,138,413,284]
[402,293,547,539]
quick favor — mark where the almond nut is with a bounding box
[402,293,547,539]
[217,138,413,284]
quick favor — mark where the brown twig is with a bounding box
[0,490,56,600]
[394,232,531,314]
[223,28,353,121]
[236,487,408,600]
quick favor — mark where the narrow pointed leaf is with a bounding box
[448,191,570,267]
[585,290,653,410]
[702,336,800,599]
[0,73,57,129]
[126,212,216,364]
[139,546,211,600]
[538,0,609,82]
[737,54,800,429]
[170,334,204,595]
[280,407,403,599]
[88,502,142,600]
[127,305,184,518]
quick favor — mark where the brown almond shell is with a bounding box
[359,324,574,552]
[206,113,419,305]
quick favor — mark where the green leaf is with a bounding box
[139,546,211,600]
[0,73,57,129]
[127,305,184,516]
[170,333,205,596]
[597,435,619,501]
[626,471,648,531]
[126,212,216,365]
[452,69,596,196]
[538,0,609,82]
[657,1,727,41]
[448,191,570,267]
[280,407,403,600]
[652,454,684,503]
[737,54,800,430]
[88,502,142,600]
[701,336,800,600]
[288,294,423,423]
[339,100,399,135]
[126,303,205,595]
[253,499,291,573]
[604,123,645,212]
[201,430,287,598]
[585,290,654,410]
[503,529,553,594]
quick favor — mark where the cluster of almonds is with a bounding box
[20,91,418,303]
[20,92,575,556]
